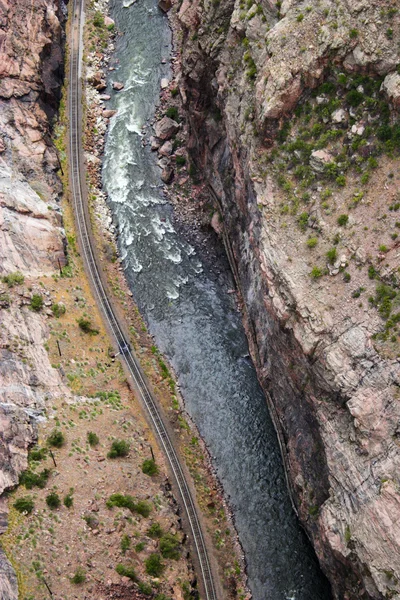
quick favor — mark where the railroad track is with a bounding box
[68,1,218,599]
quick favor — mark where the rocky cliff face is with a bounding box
[0,0,66,595]
[175,0,400,598]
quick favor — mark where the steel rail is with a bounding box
[67,1,218,599]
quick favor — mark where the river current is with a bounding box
[102,1,332,598]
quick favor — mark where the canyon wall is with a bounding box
[175,0,400,598]
[0,1,67,596]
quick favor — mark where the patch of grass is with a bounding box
[14,496,34,514]
[2,272,24,287]
[47,429,65,448]
[30,294,44,312]
[145,553,164,577]
[46,492,61,509]
[159,533,180,560]
[142,459,159,476]
[138,582,153,596]
[87,431,99,447]
[71,567,86,584]
[135,541,145,552]
[116,564,137,581]
[107,439,130,458]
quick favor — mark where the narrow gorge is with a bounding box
[0,0,399,599]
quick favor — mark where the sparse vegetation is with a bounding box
[64,493,74,508]
[51,302,66,318]
[78,317,99,335]
[106,493,152,517]
[147,522,163,538]
[20,468,50,489]
[121,534,130,554]
[2,272,24,287]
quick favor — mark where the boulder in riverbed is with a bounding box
[155,116,179,140]
[112,81,124,91]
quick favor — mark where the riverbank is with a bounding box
[81,1,250,598]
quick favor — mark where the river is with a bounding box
[102,1,332,598]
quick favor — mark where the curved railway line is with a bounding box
[68,1,218,598]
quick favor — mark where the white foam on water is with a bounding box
[164,248,182,264]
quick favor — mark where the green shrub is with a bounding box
[78,317,99,335]
[71,567,86,584]
[107,439,130,459]
[93,11,104,27]
[166,107,179,121]
[349,28,358,39]
[326,247,337,264]
[20,468,50,489]
[160,533,180,560]
[175,155,186,166]
[138,582,153,596]
[116,564,137,581]
[135,541,145,552]
[337,214,349,226]
[121,534,130,554]
[47,429,65,448]
[298,212,309,232]
[147,522,163,538]
[306,237,318,248]
[379,244,388,253]
[87,431,99,447]
[310,266,323,279]
[171,88,179,97]
[142,459,158,476]
[30,294,43,312]
[343,272,351,283]
[2,272,24,287]
[107,493,152,517]
[368,265,378,279]
[51,303,66,318]
[64,493,74,508]
[145,553,164,577]
[296,13,304,21]
[346,89,363,107]
[29,447,47,462]
[14,496,34,514]
[135,500,152,517]
[46,492,61,509]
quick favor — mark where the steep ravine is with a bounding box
[174,0,400,598]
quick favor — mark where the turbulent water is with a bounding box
[103,1,331,598]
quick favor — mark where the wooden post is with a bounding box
[42,577,53,598]
[49,449,57,468]
[150,446,155,462]
[56,340,62,357]
[57,258,63,277]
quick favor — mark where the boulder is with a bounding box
[158,0,172,12]
[161,166,174,183]
[104,16,115,27]
[154,116,179,140]
[309,150,333,173]
[381,72,400,109]
[112,81,124,91]
[159,140,173,156]
[161,78,169,89]
[103,109,117,119]
[331,108,347,124]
